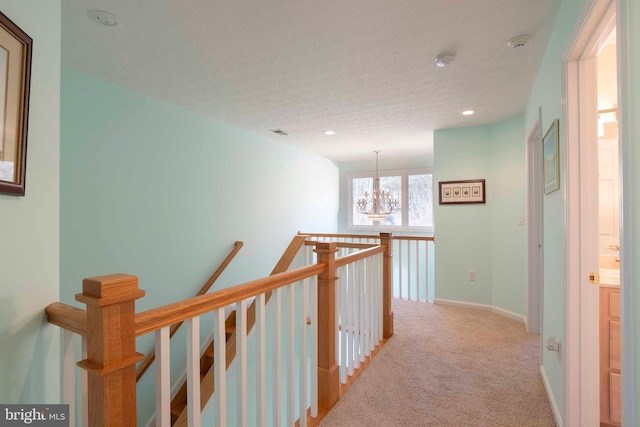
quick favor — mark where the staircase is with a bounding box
[45,232,396,427]
[168,235,307,426]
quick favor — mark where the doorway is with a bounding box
[596,26,621,427]
[526,109,542,336]
[564,0,619,425]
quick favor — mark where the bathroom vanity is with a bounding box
[600,282,621,426]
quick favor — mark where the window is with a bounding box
[347,168,434,231]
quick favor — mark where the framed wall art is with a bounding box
[0,11,32,196]
[543,119,560,195]
[439,179,485,205]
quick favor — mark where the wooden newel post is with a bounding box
[380,232,394,338]
[75,274,145,427]
[315,242,340,412]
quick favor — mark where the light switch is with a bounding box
[517,213,525,225]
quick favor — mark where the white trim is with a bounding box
[432,298,526,324]
[541,365,563,427]
[526,108,543,335]
[563,1,617,425]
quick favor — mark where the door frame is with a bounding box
[526,108,543,336]
[563,0,617,425]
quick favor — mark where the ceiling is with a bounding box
[61,0,560,163]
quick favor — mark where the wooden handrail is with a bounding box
[299,232,381,239]
[136,241,244,380]
[299,231,435,242]
[195,241,244,296]
[393,235,435,241]
[335,245,386,268]
[45,302,87,336]
[305,240,378,250]
[135,264,325,337]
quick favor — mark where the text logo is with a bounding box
[0,405,68,426]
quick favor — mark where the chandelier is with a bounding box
[356,151,399,221]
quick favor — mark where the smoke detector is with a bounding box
[434,52,456,68]
[507,34,531,48]
[87,10,120,28]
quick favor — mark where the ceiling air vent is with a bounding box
[271,129,288,136]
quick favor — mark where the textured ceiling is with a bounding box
[61,0,560,163]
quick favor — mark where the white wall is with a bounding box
[0,0,61,404]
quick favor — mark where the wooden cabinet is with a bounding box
[600,286,621,426]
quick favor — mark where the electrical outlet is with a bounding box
[469,271,476,281]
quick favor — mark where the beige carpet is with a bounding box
[320,299,556,427]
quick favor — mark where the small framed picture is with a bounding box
[439,179,485,205]
[0,11,32,196]
[543,119,560,194]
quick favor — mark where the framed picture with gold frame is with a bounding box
[0,11,32,196]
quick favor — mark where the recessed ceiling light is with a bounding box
[462,110,475,116]
[87,10,120,28]
[325,130,336,136]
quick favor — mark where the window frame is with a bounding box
[346,167,434,232]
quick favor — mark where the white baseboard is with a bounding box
[540,365,562,427]
[432,298,526,324]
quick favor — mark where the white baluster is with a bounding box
[376,254,384,341]
[409,240,414,300]
[310,276,319,418]
[300,278,309,427]
[256,294,266,427]
[363,259,370,357]
[287,285,296,426]
[398,240,404,300]
[213,309,227,427]
[237,300,248,427]
[186,317,201,427]
[272,288,282,427]
[62,330,75,427]
[367,255,379,355]
[426,241,431,301]
[347,264,354,377]
[353,259,361,369]
[155,327,171,427]
[354,260,366,369]
[339,266,347,383]
[81,336,87,427]
[415,240,420,301]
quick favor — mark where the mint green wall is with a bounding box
[61,69,338,306]
[433,125,493,305]
[433,115,526,314]
[524,0,590,419]
[490,116,526,315]
[60,69,338,423]
[0,0,61,404]
[619,0,640,423]
[337,155,432,232]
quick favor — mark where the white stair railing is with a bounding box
[47,237,391,427]
[301,232,434,302]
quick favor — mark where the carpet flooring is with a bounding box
[319,299,556,427]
